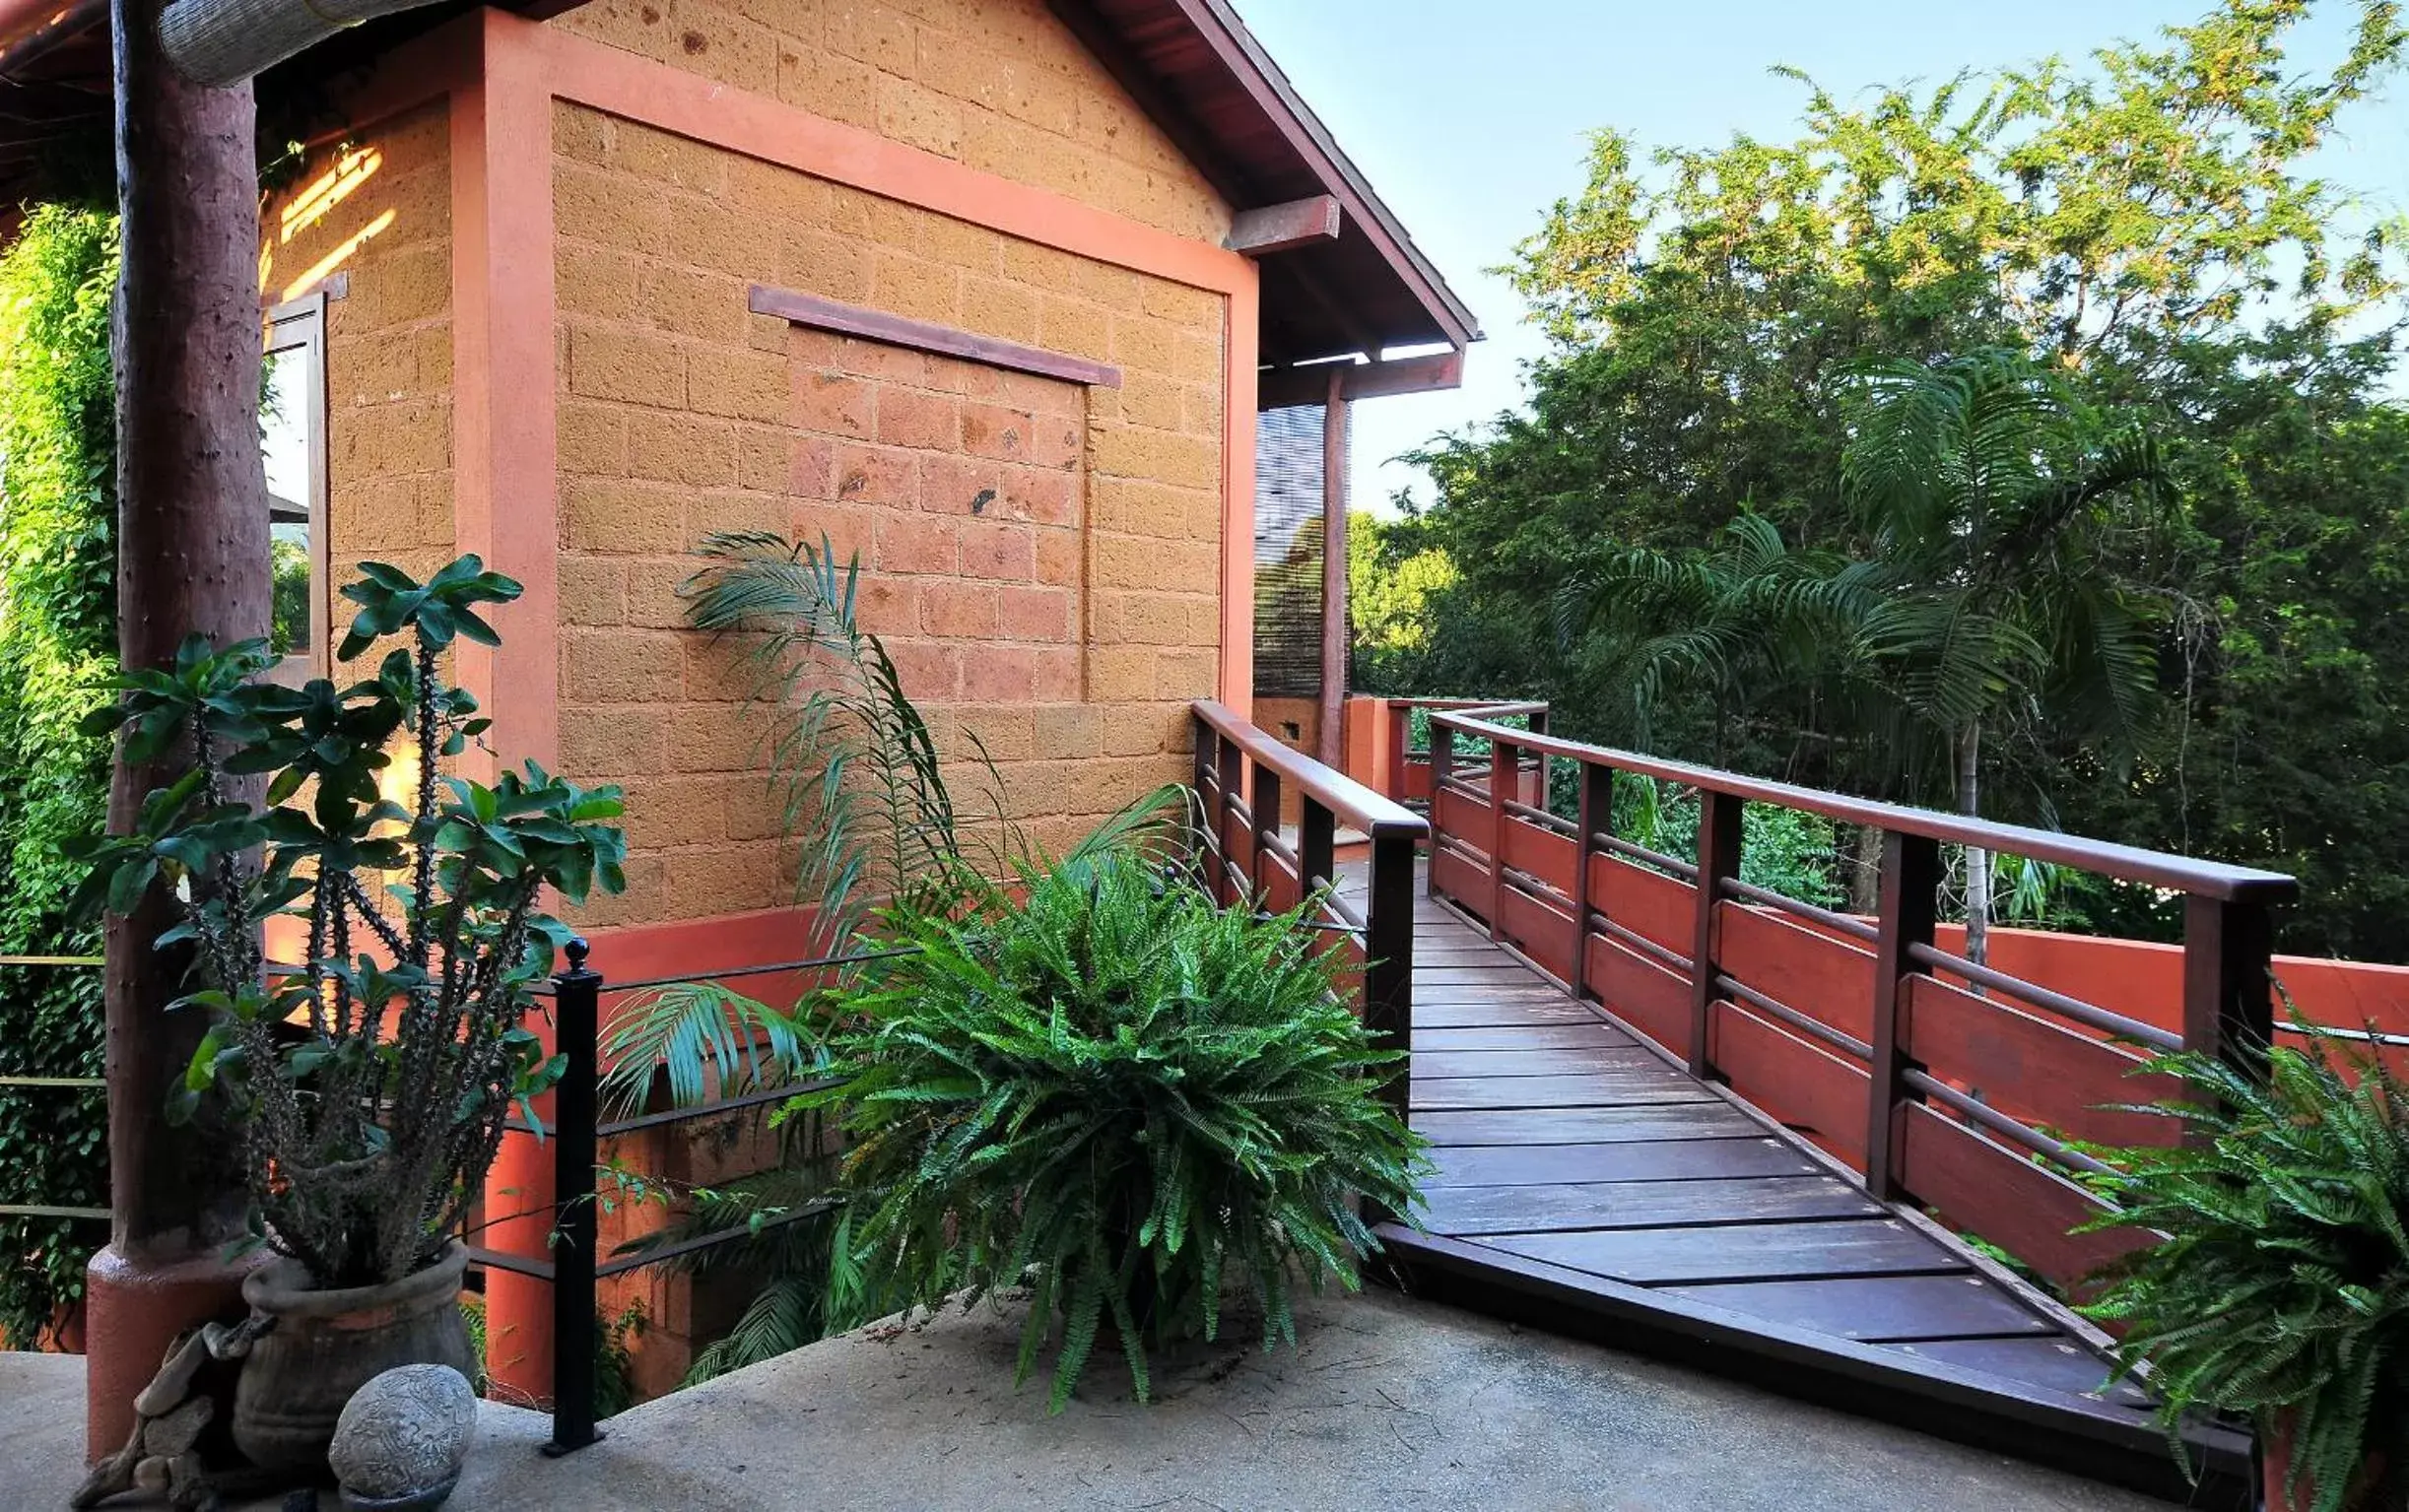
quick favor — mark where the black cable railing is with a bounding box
[0,954,108,1223]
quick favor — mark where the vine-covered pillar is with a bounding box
[85,0,270,1459]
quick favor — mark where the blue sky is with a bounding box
[1227,0,2409,512]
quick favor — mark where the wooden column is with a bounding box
[1687,792,1742,1079]
[1427,721,1453,900]
[1488,736,1514,943]
[1867,831,1940,1200]
[1569,760,1611,1005]
[1316,370,1349,766]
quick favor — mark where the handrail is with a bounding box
[1193,698,1427,841]
[1431,706,2296,903]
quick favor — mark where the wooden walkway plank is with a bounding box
[1415,1103,1765,1147]
[1411,1046,1657,1078]
[1422,1138,1819,1188]
[1410,1070,1714,1110]
[1474,1217,1959,1285]
[1657,1275,2058,1342]
[1413,1023,1636,1052]
[1421,1174,1880,1235]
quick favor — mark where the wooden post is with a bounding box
[1189,715,1214,892]
[1569,759,1611,1005]
[1487,736,1513,942]
[1365,830,1417,1128]
[1687,791,1742,1079]
[1315,371,1348,767]
[87,0,272,1457]
[1300,797,1335,898]
[2182,894,2275,1074]
[1215,735,1243,908]
[1383,699,1408,806]
[1252,765,1283,910]
[1427,720,1453,900]
[1867,831,1939,1201]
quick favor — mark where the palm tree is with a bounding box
[1840,351,2172,961]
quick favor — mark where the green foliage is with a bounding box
[73,558,629,1286]
[1382,3,2409,955]
[2078,1029,2409,1510]
[788,854,1427,1411]
[0,204,117,1345]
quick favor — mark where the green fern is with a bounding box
[2076,1021,2409,1512]
[786,853,1428,1412]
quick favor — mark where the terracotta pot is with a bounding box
[2263,1411,2387,1512]
[232,1240,474,1471]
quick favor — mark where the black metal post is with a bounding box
[1686,791,1742,1079]
[1866,831,1939,1201]
[543,938,603,1456]
[1365,830,1418,1134]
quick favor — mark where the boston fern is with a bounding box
[2078,1029,2409,1512]
[789,853,1426,1411]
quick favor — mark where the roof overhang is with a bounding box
[0,0,1475,374]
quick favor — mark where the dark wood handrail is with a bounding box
[1432,706,2296,904]
[1193,698,1428,842]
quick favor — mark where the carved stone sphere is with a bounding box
[326,1364,477,1511]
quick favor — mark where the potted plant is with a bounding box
[2079,1027,2409,1512]
[788,851,1427,1411]
[76,557,626,1470]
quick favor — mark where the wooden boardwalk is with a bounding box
[1336,863,2242,1501]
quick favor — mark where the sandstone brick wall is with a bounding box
[259,100,457,667]
[551,0,1228,243]
[551,99,1231,930]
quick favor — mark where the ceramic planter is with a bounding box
[231,1240,474,1472]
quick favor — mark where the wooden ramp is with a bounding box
[1336,864,2245,1504]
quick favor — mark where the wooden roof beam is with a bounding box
[1225,194,1340,256]
[1257,348,1463,410]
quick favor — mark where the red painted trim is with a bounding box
[748,284,1122,388]
[1219,273,1258,709]
[507,13,1251,298]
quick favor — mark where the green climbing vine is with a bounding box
[0,204,119,1347]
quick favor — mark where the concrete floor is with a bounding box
[8,1286,2179,1512]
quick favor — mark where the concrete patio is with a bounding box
[5,1285,2182,1511]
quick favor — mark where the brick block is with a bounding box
[957,644,1035,702]
[668,204,787,281]
[665,845,784,920]
[1001,584,1071,642]
[1154,647,1217,700]
[776,44,881,133]
[555,162,670,255]
[874,512,958,575]
[1030,646,1081,701]
[875,386,962,450]
[795,370,875,440]
[871,249,963,324]
[953,704,1035,761]
[557,241,645,320]
[877,76,965,159]
[619,775,734,848]
[1091,424,1216,491]
[1035,527,1081,586]
[1003,466,1077,527]
[558,400,628,477]
[919,579,999,637]
[563,478,693,553]
[629,412,738,487]
[918,454,1003,516]
[1089,645,1156,702]
[570,325,687,408]
[559,556,628,625]
[960,276,1038,343]
[1036,296,1112,363]
[665,716,765,776]
[563,629,684,703]
[833,443,920,508]
[777,230,875,304]
[827,0,915,71]
[787,434,837,497]
[638,262,749,346]
[855,575,919,635]
[958,519,1035,581]
[689,490,788,540]
[623,557,702,628]
[690,348,791,424]
[960,402,1036,463]
[738,424,790,492]
[561,705,667,778]
[1033,703,1101,759]
[882,637,961,700]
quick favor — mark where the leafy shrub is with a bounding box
[0,204,117,1344]
[2079,1029,2409,1512]
[75,558,628,1286]
[791,853,1427,1411]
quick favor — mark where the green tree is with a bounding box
[0,205,117,1345]
[1388,1,2408,955]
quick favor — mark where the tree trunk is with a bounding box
[1848,823,1882,915]
[1958,720,1988,967]
[104,0,266,1258]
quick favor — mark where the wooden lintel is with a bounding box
[749,284,1122,388]
[1257,348,1464,411]
[1225,194,1343,256]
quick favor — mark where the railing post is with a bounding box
[1383,699,1409,806]
[1252,763,1284,910]
[1866,832,1938,1201]
[1687,791,1742,1079]
[1365,828,1417,1139]
[1215,730,1244,908]
[1487,736,1513,942]
[1190,714,1216,893]
[1569,758,1610,1005]
[1427,719,1454,900]
[2182,893,2275,1076]
[1300,795,1335,898]
[544,939,603,1457]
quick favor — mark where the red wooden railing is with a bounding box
[1412,700,2298,1294]
[1190,700,1429,1121]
